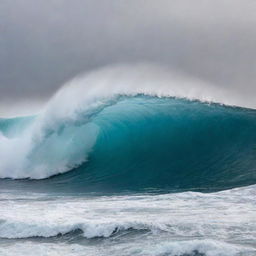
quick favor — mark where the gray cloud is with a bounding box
[1,0,256,102]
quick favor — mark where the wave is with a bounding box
[1,64,256,192]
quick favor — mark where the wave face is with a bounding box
[1,94,256,192]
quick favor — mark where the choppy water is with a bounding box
[0,185,255,256]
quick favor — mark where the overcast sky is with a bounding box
[1,0,256,104]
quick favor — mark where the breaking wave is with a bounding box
[1,64,256,192]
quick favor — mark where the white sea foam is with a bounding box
[0,186,255,255]
[0,242,88,256]
[0,239,254,256]
[0,186,255,241]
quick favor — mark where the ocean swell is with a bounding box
[0,65,256,192]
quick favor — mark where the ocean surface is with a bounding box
[0,69,256,256]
